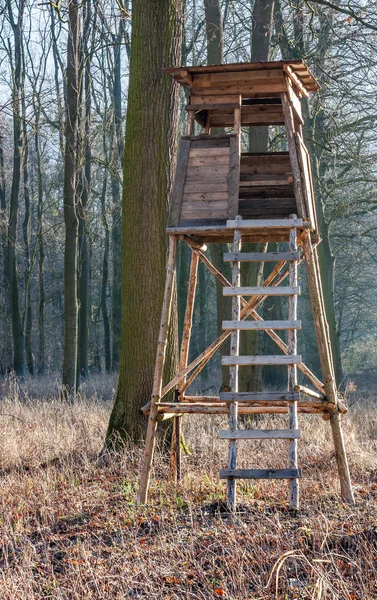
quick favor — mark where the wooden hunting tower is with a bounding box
[139,60,354,510]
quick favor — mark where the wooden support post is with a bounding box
[170,250,199,482]
[186,110,194,136]
[281,93,306,220]
[138,235,178,504]
[228,224,242,510]
[288,224,299,509]
[302,235,354,504]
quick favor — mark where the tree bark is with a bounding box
[77,0,93,382]
[7,0,25,376]
[239,0,274,392]
[111,21,124,372]
[203,0,231,383]
[62,0,80,399]
[106,0,182,442]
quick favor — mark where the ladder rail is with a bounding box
[228,223,242,510]
[288,224,299,509]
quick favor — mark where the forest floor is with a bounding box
[0,375,377,599]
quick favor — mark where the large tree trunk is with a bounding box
[111,22,124,372]
[77,1,93,382]
[106,0,182,442]
[239,0,274,392]
[35,112,45,375]
[62,0,80,399]
[7,0,25,376]
[203,0,231,384]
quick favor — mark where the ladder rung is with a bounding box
[224,252,300,262]
[219,391,300,402]
[220,429,301,440]
[219,468,302,479]
[226,218,304,229]
[222,355,302,366]
[223,286,300,296]
[222,320,301,331]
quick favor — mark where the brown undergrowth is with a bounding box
[0,377,377,599]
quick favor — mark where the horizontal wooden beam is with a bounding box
[223,286,300,297]
[222,355,302,366]
[219,429,301,440]
[224,251,300,262]
[222,320,301,330]
[219,468,302,479]
[219,391,299,402]
[226,218,304,228]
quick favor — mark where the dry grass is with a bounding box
[1,375,377,599]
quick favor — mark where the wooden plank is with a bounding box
[184,133,235,140]
[186,165,229,178]
[239,180,292,187]
[185,175,229,184]
[190,94,241,106]
[187,155,230,167]
[220,429,301,440]
[168,140,190,227]
[192,82,287,95]
[228,135,240,219]
[224,251,300,262]
[194,69,285,85]
[219,468,302,479]
[223,286,300,296]
[181,201,228,211]
[281,93,305,220]
[220,391,300,402]
[295,132,316,228]
[180,210,228,220]
[186,103,241,110]
[301,139,318,232]
[286,76,304,125]
[222,355,302,366]
[182,192,229,202]
[226,218,303,228]
[189,147,230,157]
[184,182,229,193]
[222,320,301,330]
[283,65,309,98]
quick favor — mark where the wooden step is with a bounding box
[222,355,302,366]
[219,468,302,479]
[224,251,300,262]
[219,391,300,402]
[220,429,301,440]
[222,320,301,331]
[226,218,304,229]
[223,286,300,296]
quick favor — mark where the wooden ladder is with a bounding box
[220,217,301,510]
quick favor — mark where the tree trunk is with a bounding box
[106,0,182,442]
[62,0,80,399]
[203,0,231,383]
[35,114,45,375]
[77,1,93,382]
[7,0,25,376]
[239,0,274,392]
[111,22,124,372]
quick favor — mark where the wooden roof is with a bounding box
[166,60,320,93]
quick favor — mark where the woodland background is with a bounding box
[1,0,377,403]
[1,2,377,598]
